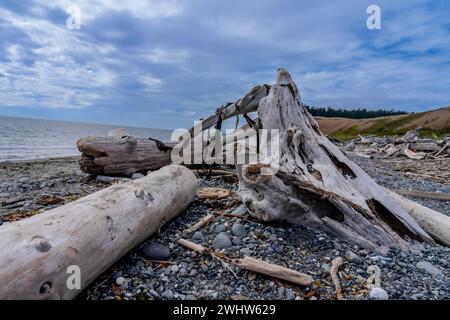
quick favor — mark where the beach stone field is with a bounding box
[0,156,449,300]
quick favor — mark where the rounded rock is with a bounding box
[369,287,389,300]
[141,242,171,261]
[212,232,232,250]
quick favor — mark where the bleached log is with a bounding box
[77,136,175,176]
[384,188,450,246]
[237,69,433,251]
[0,165,197,300]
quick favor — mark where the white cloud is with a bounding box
[144,48,191,64]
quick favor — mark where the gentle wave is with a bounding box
[0,116,173,162]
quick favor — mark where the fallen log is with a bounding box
[384,188,450,246]
[77,136,175,176]
[0,165,197,300]
[237,69,433,251]
[396,189,450,202]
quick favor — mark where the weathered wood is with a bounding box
[0,165,197,300]
[384,187,450,246]
[184,214,215,233]
[77,136,175,176]
[237,69,433,251]
[330,257,343,300]
[232,256,313,287]
[396,189,450,202]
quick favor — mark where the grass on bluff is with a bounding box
[332,113,450,141]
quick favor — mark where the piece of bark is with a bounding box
[77,136,175,176]
[237,69,433,251]
[0,165,197,300]
[232,256,313,287]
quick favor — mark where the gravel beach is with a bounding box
[0,155,449,300]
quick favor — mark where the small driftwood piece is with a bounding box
[232,256,313,287]
[0,165,197,300]
[237,69,433,251]
[197,187,232,200]
[177,239,313,287]
[330,257,344,300]
[184,214,215,233]
[77,136,175,176]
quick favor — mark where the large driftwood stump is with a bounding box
[237,69,433,251]
[0,165,197,300]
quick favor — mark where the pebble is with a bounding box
[369,287,389,300]
[141,243,171,261]
[215,224,227,233]
[232,222,247,237]
[192,231,203,240]
[321,263,331,273]
[131,173,145,180]
[231,205,248,216]
[212,233,232,250]
[161,290,174,299]
[345,250,361,263]
[416,261,443,276]
[115,277,126,286]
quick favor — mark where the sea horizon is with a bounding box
[0,115,173,162]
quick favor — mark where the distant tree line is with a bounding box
[304,105,408,119]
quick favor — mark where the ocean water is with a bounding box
[0,116,173,162]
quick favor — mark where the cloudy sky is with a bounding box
[0,0,449,129]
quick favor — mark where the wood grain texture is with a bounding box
[0,165,197,300]
[237,69,433,251]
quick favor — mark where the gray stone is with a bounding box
[369,287,389,300]
[321,263,331,273]
[286,289,295,300]
[345,250,361,263]
[192,231,203,240]
[141,242,171,261]
[115,277,125,286]
[232,222,247,237]
[131,173,145,180]
[161,290,174,299]
[333,242,342,251]
[240,248,252,256]
[212,232,232,250]
[231,205,248,216]
[215,224,227,233]
[416,261,443,276]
